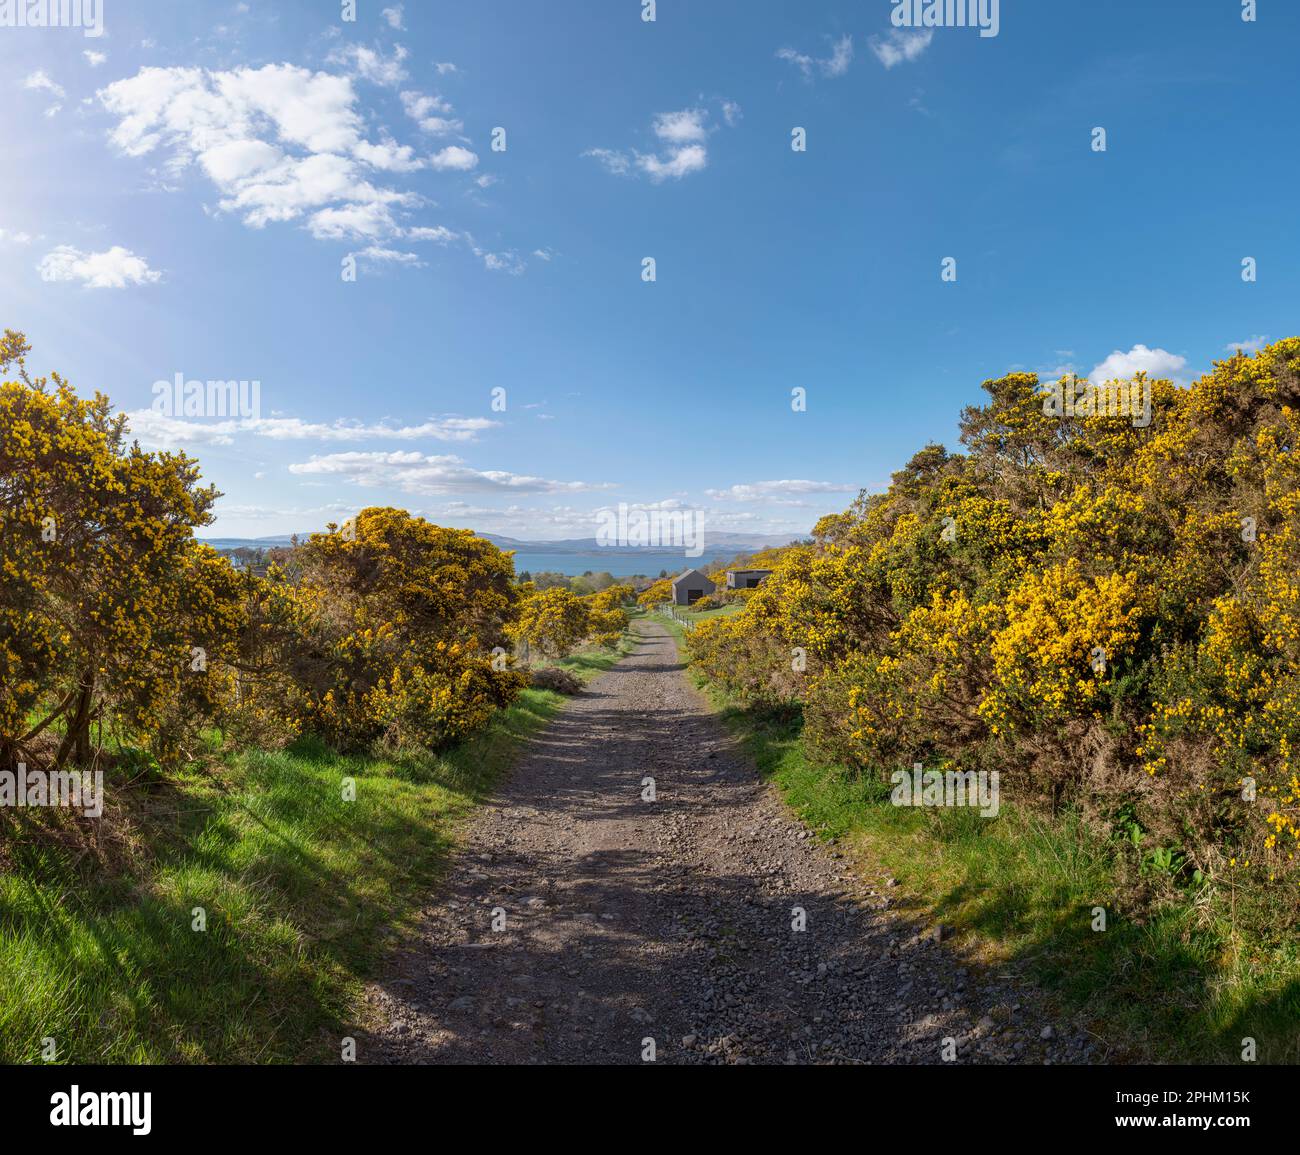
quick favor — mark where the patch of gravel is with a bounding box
[360,621,1100,1066]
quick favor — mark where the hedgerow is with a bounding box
[688,339,1300,902]
[0,332,528,768]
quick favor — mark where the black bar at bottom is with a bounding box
[1,1062,1292,1140]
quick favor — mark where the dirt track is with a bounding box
[363,619,1095,1065]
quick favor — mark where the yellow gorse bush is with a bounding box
[688,338,1300,890]
[508,586,591,660]
[1,332,529,766]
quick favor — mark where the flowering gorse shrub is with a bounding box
[288,508,527,752]
[636,578,672,607]
[0,332,530,767]
[0,330,239,768]
[688,338,1300,893]
[508,586,591,660]
[585,585,632,647]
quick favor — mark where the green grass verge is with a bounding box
[0,635,634,1064]
[649,603,737,646]
[689,678,1300,1065]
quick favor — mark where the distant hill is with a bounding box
[476,532,804,554]
[200,530,807,554]
[198,535,304,551]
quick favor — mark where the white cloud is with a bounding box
[600,497,817,536]
[23,70,64,98]
[596,498,693,515]
[1037,363,1078,382]
[351,135,425,173]
[706,480,854,502]
[637,145,707,182]
[124,412,237,446]
[104,64,363,158]
[397,225,536,275]
[84,50,108,67]
[434,62,458,75]
[641,108,710,180]
[869,29,934,69]
[777,34,854,80]
[38,245,162,289]
[98,63,524,271]
[98,64,432,241]
[582,148,631,177]
[652,108,708,145]
[824,34,855,77]
[429,145,478,171]
[1225,335,1269,355]
[308,201,402,240]
[124,411,498,449]
[776,48,814,78]
[400,89,463,136]
[288,450,613,496]
[197,138,281,183]
[352,246,424,268]
[23,69,64,116]
[271,416,499,442]
[586,105,735,184]
[410,501,606,538]
[328,42,409,88]
[381,498,813,543]
[405,225,460,243]
[209,500,355,523]
[382,4,404,30]
[1089,344,1187,385]
[473,247,525,275]
[0,228,34,246]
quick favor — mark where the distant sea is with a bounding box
[506,550,713,577]
[200,539,742,578]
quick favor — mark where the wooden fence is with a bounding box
[653,602,697,632]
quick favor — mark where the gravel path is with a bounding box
[362,619,1098,1065]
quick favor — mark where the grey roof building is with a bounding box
[725,568,773,590]
[670,568,715,606]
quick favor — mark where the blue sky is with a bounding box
[2,0,1296,541]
